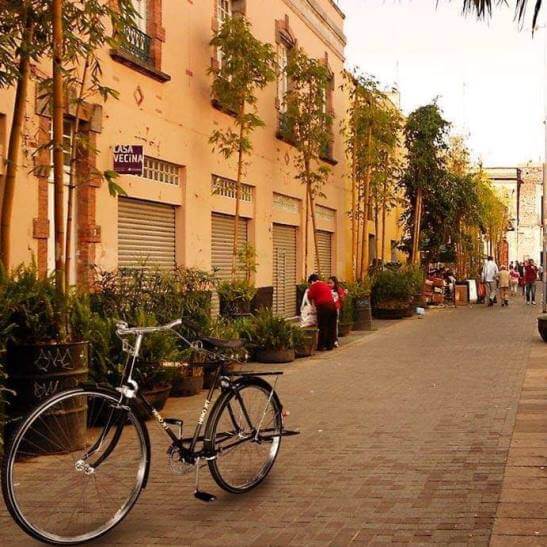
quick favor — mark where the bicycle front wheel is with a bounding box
[2,388,149,545]
[205,378,282,494]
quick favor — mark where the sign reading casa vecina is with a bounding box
[113,145,144,175]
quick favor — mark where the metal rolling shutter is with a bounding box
[315,230,332,278]
[211,213,248,280]
[118,198,176,269]
[273,224,297,318]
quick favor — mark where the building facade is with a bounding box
[485,166,542,265]
[0,0,405,316]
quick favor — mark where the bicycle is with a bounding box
[1,318,298,545]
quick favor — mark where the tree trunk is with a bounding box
[52,0,65,301]
[381,191,387,264]
[411,187,423,265]
[0,10,33,269]
[351,143,357,280]
[359,164,372,279]
[374,202,379,263]
[308,182,320,277]
[231,105,246,279]
[64,55,90,293]
[304,177,310,279]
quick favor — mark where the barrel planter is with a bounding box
[5,341,89,452]
[353,296,373,331]
[256,348,295,364]
[538,314,547,342]
[295,328,319,358]
[170,364,204,397]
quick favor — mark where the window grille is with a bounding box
[212,175,253,202]
[143,156,180,185]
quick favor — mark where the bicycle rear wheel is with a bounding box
[205,378,282,494]
[2,388,149,545]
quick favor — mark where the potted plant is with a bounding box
[371,267,416,319]
[217,279,257,318]
[294,326,317,358]
[166,359,204,397]
[251,309,298,363]
[338,292,353,337]
[346,279,373,331]
[2,265,89,444]
[538,314,547,342]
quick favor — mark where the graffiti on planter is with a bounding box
[35,347,74,372]
[34,379,60,400]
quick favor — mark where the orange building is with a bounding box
[0,0,405,316]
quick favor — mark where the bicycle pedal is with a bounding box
[194,490,216,503]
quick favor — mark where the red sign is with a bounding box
[113,145,144,175]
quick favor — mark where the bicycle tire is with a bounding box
[2,387,150,545]
[205,377,282,494]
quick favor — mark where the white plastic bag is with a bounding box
[300,288,317,327]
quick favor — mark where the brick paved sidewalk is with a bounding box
[0,295,540,545]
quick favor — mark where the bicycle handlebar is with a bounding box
[115,318,182,336]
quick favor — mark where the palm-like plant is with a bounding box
[462,0,542,27]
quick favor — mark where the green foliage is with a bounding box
[372,267,423,304]
[236,243,258,283]
[247,308,300,351]
[217,279,257,304]
[344,278,372,299]
[400,102,450,259]
[340,292,354,324]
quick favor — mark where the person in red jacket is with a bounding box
[524,258,539,305]
[328,276,347,347]
[307,274,337,350]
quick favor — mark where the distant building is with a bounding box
[484,166,542,264]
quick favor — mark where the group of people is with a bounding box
[482,256,540,306]
[300,274,347,351]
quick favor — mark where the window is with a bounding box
[212,175,253,202]
[133,0,148,33]
[215,0,232,66]
[277,44,289,114]
[142,156,181,185]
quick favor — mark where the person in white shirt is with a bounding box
[482,255,499,306]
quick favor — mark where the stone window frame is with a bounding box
[210,0,247,71]
[110,0,170,83]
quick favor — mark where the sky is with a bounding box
[338,0,545,167]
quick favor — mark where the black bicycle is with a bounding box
[1,318,297,545]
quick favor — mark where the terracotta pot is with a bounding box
[171,373,204,397]
[373,300,413,320]
[256,348,295,364]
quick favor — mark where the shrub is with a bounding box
[372,266,424,305]
[248,308,300,351]
[217,279,257,304]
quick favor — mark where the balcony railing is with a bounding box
[122,25,152,65]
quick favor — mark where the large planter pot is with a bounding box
[295,328,319,358]
[5,341,89,452]
[338,321,352,337]
[256,348,295,364]
[135,383,172,421]
[170,364,204,397]
[373,300,413,320]
[353,296,373,331]
[538,314,547,342]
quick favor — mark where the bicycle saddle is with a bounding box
[201,337,244,351]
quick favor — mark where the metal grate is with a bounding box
[212,175,253,202]
[143,156,180,185]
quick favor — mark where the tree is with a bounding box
[282,48,332,277]
[462,0,542,27]
[0,1,50,269]
[209,16,276,278]
[341,72,394,280]
[400,102,450,264]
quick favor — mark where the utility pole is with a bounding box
[543,21,547,312]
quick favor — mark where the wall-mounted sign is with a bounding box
[113,145,143,175]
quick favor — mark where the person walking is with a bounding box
[328,276,347,347]
[482,255,499,307]
[524,258,539,305]
[498,265,510,306]
[509,265,520,296]
[307,274,337,351]
[517,260,526,296]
